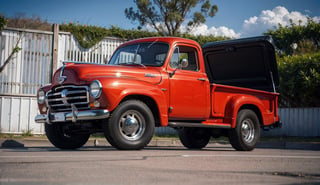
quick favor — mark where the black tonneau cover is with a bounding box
[202,36,279,92]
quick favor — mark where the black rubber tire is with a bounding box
[228,109,260,151]
[45,123,90,149]
[103,100,155,150]
[178,128,211,149]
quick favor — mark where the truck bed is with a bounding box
[210,83,279,127]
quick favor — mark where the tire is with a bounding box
[228,109,260,151]
[178,128,210,149]
[103,100,155,150]
[45,123,90,149]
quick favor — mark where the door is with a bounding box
[168,45,209,120]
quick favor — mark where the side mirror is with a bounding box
[169,59,189,78]
[180,58,188,69]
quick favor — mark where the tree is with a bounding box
[0,14,7,30]
[265,19,320,55]
[277,53,320,107]
[6,13,51,31]
[125,0,218,36]
[0,15,22,73]
[264,18,320,107]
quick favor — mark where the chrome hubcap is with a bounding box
[119,110,145,141]
[241,119,255,144]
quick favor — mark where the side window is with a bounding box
[169,46,199,71]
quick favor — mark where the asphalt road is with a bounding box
[1,142,320,185]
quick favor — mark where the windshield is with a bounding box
[108,42,169,67]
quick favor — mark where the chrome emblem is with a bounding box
[58,76,66,84]
[145,73,156,78]
[61,89,69,104]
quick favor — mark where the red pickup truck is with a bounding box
[35,36,281,151]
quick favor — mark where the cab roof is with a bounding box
[118,37,200,47]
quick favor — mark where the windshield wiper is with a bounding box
[131,62,146,68]
[119,62,146,68]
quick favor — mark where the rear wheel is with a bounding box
[103,100,155,150]
[178,128,210,149]
[228,109,260,151]
[45,123,90,149]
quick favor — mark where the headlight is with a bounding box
[37,89,45,104]
[90,80,102,98]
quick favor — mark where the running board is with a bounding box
[168,122,231,129]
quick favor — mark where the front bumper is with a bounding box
[35,109,110,124]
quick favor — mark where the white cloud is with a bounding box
[145,6,320,39]
[145,22,240,38]
[186,24,241,38]
[241,6,320,37]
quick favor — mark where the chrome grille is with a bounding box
[46,86,89,112]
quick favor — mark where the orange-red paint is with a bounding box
[37,37,279,128]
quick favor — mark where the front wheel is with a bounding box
[45,123,90,149]
[178,128,211,149]
[228,109,260,151]
[103,100,155,150]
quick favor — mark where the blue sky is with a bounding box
[0,0,319,38]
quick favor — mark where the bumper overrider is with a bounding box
[35,106,110,124]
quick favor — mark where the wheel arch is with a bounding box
[225,95,265,128]
[120,95,161,127]
[238,104,263,127]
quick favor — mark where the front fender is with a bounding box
[224,95,265,128]
[99,77,168,126]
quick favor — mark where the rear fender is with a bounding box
[224,95,265,128]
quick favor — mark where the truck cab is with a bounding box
[35,36,280,151]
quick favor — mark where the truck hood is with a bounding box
[202,36,279,92]
[52,63,162,86]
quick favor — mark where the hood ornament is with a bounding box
[58,62,67,84]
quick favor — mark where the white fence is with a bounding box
[0,27,124,96]
[57,32,123,69]
[262,107,320,137]
[0,28,52,95]
[0,27,124,135]
[0,96,43,134]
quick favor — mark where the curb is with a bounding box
[1,138,320,150]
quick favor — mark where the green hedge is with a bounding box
[278,52,320,107]
[59,23,227,48]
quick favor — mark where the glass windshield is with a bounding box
[108,42,169,67]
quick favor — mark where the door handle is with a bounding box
[197,78,206,81]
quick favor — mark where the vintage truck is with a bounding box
[35,36,281,151]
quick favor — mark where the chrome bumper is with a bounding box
[35,109,110,124]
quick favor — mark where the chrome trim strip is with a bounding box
[47,96,87,102]
[54,85,89,91]
[58,62,67,84]
[168,122,231,129]
[35,109,110,123]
